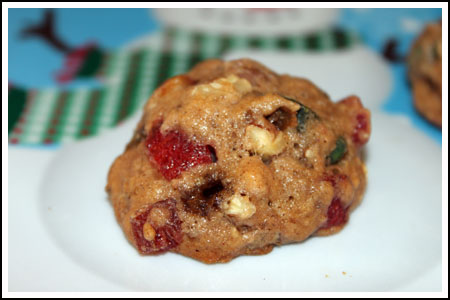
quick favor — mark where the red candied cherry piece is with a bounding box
[146,121,216,180]
[131,199,182,254]
[323,197,348,229]
[338,96,371,147]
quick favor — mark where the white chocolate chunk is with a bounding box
[232,77,252,94]
[224,194,256,219]
[244,125,286,157]
[226,74,239,83]
[191,75,252,96]
[210,82,223,89]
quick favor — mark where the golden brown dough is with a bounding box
[106,59,371,264]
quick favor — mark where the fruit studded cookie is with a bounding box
[407,21,442,127]
[106,59,371,264]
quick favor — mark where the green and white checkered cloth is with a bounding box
[8,27,360,145]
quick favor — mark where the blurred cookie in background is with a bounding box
[407,21,442,127]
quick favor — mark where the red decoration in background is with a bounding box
[55,43,96,83]
[21,9,104,84]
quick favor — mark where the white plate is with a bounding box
[9,44,442,292]
[35,110,442,292]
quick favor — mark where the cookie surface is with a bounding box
[106,59,371,264]
[407,21,442,127]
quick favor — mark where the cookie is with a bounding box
[106,59,371,264]
[407,21,442,127]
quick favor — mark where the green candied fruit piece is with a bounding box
[326,136,347,165]
[281,95,318,132]
[296,105,317,132]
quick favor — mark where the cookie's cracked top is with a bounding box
[106,58,371,264]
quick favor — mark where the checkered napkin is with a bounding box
[8,27,359,145]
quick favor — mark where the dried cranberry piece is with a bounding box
[146,121,215,180]
[131,199,182,254]
[322,173,349,229]
[352,112,370,146]
[323,197,348,229]
[338,96,371,147]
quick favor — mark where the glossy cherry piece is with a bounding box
[146,122,215,180]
